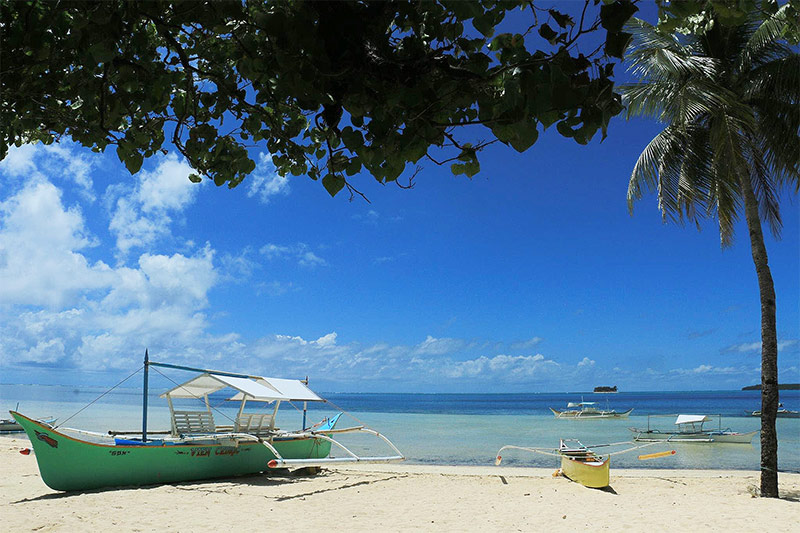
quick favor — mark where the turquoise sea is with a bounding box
[2,384,799,472]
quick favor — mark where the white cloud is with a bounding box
[0,181,114,307]
[107,153,198,256]
[0,143,95,200]
[722,341,762,354]
[137,155,198,212]
[510,337,543,351]
[440,353,559,379]
[23,338,66,364]
[577,357,595,367]
[779,339,798,351]
[259,242,327,267]
[413,335,465,356]
[247,153,289,203]
[721,339,798,355]
[670,364,751,376]
[0,160,225,369]
[352,209,403,225]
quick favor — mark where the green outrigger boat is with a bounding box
[12,356,403,492]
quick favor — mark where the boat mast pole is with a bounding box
[302,376,308,429]
[142,349,149,442]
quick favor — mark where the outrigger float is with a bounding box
[495,440,675,489]
[11,353,404,491]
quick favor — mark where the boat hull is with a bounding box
[748,410,800,419]
[11,412,334,491]
[560,454,610,488]
[550,407,633,419]
[629,429,758,444]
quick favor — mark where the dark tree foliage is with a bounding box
[1,0,639,197]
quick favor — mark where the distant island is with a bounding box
[593,385,618,393]
[742,383,800,390]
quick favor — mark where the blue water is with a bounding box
[2,385,799,472]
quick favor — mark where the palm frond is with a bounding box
[743,135,782,238]
[628,124,713,225]
[742,54,800,105]
[741,3,794,71]
[624,8,798,246]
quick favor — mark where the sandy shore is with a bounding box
[2,436,798,532]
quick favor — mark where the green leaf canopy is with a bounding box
[1,0,638,196]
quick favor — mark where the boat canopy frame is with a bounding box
[134,352,405,467]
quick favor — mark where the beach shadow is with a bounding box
[9,470,326,503]
[274,474,406,501]
[597,485,618,495]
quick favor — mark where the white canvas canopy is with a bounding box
[160,373,323,402]
[161,373,289,402]
[675,414,711,425]
[229,377,323,402]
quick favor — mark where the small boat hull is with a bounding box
[550,407,633,419]
[11,412,334,492]
[629,429,758,444]
[560,454,610,488]
[0,416,55,433]
[748,410,800,419]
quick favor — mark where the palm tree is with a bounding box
[622,6,799,498]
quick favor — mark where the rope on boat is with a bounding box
[54,366,143,429]
[312,396,386,436]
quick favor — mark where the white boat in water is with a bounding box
[629,415,758,443]
[0,415,55,432]
[550,401,633,419]
[747,404,800,418]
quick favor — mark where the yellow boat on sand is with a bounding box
[495,439,675,489]
[558,439,609,488]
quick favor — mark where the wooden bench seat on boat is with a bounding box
[172,410,215,435]
[235,412,276,435]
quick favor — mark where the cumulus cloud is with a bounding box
[0,181,114,307]
[438,353,559,380]
[107,153,198,256]
[1,142,95,200]
[247,153,289,203]
[0,151,225,370]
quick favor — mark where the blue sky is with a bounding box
[1,6,798,393]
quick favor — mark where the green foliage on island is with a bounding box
[593,385,618,392]
[742,384,800,391]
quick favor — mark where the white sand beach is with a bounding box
[2,436,798,532]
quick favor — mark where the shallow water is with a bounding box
[2,384,798,472]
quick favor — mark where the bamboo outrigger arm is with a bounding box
[264,426,405,468]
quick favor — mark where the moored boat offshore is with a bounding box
[550,401,633,419]
[628,414,758,443]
